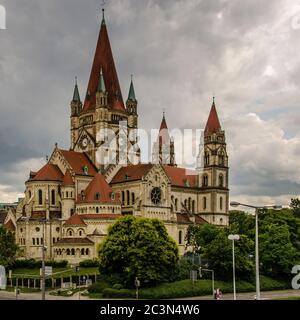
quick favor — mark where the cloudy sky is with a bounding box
[1,0,300,207]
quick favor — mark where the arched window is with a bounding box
[51,189,55,205]
[202,175,209,187]
[219,174,224,187]
[126,190,130,205]
[192,200,195,213]
[121,191,125,205]
[66,191,69,198]
[79,229,83,237]
[131,193,135,205]
[85,248,89,256]
[96,207,99,213]
[184,199,187,208]
[68,229,73,237]
[220,218,223,225]
[203,197,207,210]
[175,199,178,211]
[188,198,191,211]
[66,249,70,256]
[53,237,55,244]
[32,238,35,245]
[219,153,225,166]
[71,248,75,256]
[36,238,39,245]
[81,190,85,201]
[179,230,183,245]
[81,248,85,256]
[220,197,223,210]
[95,192,100,201]
[205,152,210,166]
[38,189,43,205]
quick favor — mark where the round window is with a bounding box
[35,227,40,232]
[151,187,162,205]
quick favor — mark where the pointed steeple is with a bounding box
[158,112,170,146]
[101,8,106,26]
[127,75,136,102]
[97,68,106,93]
[72,77,81,102]
[83,10,124,112]
[205,97,221,134]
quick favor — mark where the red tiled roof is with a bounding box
[62,170,74,186]
[55,238,94,245]
[4,219,15,231]
[111,164,153,183]
[81,214,123,220]
[82,19,124,112]
[176,213,192,224]
[205,100,221,134]
[78,174,119,204]
[195,215,208,225]
[64,214,86,226]
[163,166,198,188]
[32,164,63,182]
[59,149,98,176]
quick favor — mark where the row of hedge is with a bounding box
[11,259,68,269]
[90,276,290,299]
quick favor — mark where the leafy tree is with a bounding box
[290,198,300,218]
[185,223,219,254]
[0,226,19,267]
[259,223,298,278]
[99,216,179,287]
[229,210,255,238]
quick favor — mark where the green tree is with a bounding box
[259,223,298,278]
[290,198,300,218]
[0,226,19,267]
[99,216,179,287]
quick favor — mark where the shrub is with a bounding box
[88,279,109,294]
[112,283,123,290]
[11,259,68,269]
[102,288,136,299]
[79,259,99,268]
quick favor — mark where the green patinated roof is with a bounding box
[97,68,106,93]
[73,78,81,102]
[127,77,136,102]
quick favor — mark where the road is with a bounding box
[0,289,299,300]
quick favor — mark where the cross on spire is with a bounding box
[101,0,106,24]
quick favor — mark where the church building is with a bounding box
[15,9,229,264]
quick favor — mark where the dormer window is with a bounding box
[81,190,85,201]
[125,174,130,181]
[111,192,115,200]
[95,192,100,201]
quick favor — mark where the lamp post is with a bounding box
[230,201,282,300]
[228,234,240,300]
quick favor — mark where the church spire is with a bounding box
[127,75,136,102]
[205,97,221,134]
[82,8,124,112]
[72,77,81,102]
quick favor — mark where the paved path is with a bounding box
[177,289,300,300]
[1,289,300,300]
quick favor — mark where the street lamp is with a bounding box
[230,201,282,300]
[228,234,240,300]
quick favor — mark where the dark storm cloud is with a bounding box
[0,0,300,204]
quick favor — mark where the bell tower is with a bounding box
[198,98,229,226]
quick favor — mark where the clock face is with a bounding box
[81,137,88,148]
[151,187,162,205]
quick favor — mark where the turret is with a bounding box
[152,113,176,166]
[126,75,138,129]
[70,78,82,150]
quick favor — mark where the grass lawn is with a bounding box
[11,267,99,279]
[3,287,41,293]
